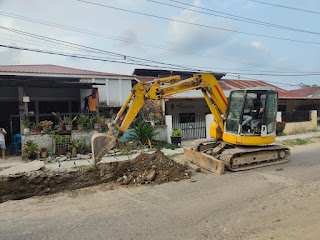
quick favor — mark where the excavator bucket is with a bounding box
[184,147,225,175]
[91,133,117,165]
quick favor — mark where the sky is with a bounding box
[0,0,320,90]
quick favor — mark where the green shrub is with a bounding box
[276,122,286,135]
[76,114,88,125]
[129,122,159,146]
[171,129,182,137]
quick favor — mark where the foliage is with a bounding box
[49,125,59,134]
[62,116,77,125]
[40,120,53,128]
[86,116,96,129]
[171,129,182,137]
[76,140,91,154]
[282,138,312,146]
[68,138,79,151]
[98,114,107,127]
[21,120,30,128]
[54,134,69,144]
[22,141,39,157]
[129,122,159,146]
[76,114,88,125]
[276,122,286,135]
[30,122,41,130]
[299,83,318,89]
[52,112,63,123]
[149,112,161,124]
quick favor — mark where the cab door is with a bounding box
[261,91,278,137]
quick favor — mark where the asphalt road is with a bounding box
[0,142,319,240]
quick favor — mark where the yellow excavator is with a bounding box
[91,73,290,174]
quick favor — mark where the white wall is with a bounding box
[80,76,133,110]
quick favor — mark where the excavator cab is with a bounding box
[224,88,278,144]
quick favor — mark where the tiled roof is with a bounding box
[220,79,302,99]
[289,87,320,98]
[0,64,133,77]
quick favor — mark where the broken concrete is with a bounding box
[0,161,45,176]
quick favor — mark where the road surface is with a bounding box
[0,142,319,240]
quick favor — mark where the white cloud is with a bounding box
[164,2,235,53]
[251,41,263,49]
[194,0,201,8]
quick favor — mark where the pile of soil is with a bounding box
[0,151,191,203]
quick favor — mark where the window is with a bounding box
[226,91,245,134]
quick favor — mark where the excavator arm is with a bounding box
[92,73,228,164]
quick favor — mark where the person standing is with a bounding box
[0,127,6,159]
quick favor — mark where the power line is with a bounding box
[0,26,204,72]
[144,0,320,35]
[76,0,320,45]
[2,41,320,78]
[0,11,283,70]
[248,0,320,15]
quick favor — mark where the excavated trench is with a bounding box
[0,151,192,203]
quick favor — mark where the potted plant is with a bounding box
[22,141,39,160]
[21,120,30,134]
[52,112,64,131]
[40,120,53,133]
[54,134,69,155]
[86,116,97,130]
[76,114,88,130]
[98,114,107,128]
[68,138,79,157]
[171,129,182,145]
[92,116,100,130]
[30,122,41,133]
[62,116,77,131]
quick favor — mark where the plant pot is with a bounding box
[24,127,30,134]
[94,123,100,130]
[171,136,181,145]
[59,148,67,155]
[57,126,63,131]
[31,130,41,134]
[28,153,37,160]
[65,125,73,131]
[42,127,48,133]
[77,125,84,131]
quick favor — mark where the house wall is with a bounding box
[279,99,320,113]
[80,77,133,110]
[165,99,210,116]
[283,110,318,134]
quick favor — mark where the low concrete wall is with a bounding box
[153,125,167,142]
[283,110,317,135]
[21,130,99,153]
[21,134,54,152]
[71,130,98,148]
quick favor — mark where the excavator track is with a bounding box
[186,139,290,172]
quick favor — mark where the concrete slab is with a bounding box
[0,160,45,176]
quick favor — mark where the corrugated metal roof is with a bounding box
[289,87,320,98]
[163,78,303,99]
[0,64,133,77]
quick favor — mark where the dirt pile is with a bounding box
[0,151,191,203]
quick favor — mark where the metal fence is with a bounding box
[172,115,206,140]
[281,111,311,123]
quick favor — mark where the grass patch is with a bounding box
[282,138,313,146]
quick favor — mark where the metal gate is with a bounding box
[172,115,206,140]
